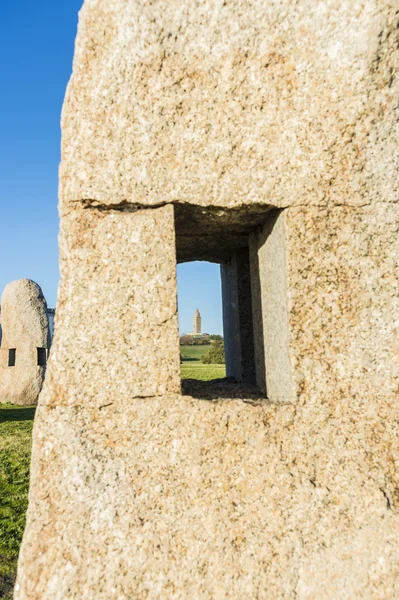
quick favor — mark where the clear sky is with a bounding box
[177,262,223,335]
[0,0,223,334]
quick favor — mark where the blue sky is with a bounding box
[0,0,223,335]
[177,262,223,335]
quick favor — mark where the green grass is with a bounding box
[0,404,35,600]
[181,363,226,381]
[180,345,226,380]
[180,345,210,361]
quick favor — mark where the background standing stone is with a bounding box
[0,279,50,406]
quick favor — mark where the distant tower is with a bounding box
[193,308,202,334]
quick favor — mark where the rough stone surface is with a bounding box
[15,390,399,599]
[285,203,399,405]
[60,0,398,212]
[16,201,399,598]
[44,204,180,406]
[221,249,256,384]
[0,279,50,406]
[175,204,273,262]
[249,211,295,401]
[16,0,399,598]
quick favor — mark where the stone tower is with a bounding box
[0,279,50,406]
[16,2,399,598]
[193,308,202,334]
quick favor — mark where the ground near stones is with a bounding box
[0,405,35,600]
[181,364,226,381]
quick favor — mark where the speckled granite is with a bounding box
[45,204,181,405]
[15,389,399,598]
[60,0,398,211]
[15,0,399,598]
[15,200,399,598]
[285,203,399,405]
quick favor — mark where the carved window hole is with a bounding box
[174,204,270,399]
[174,205,295,403]
[8,348,16,367]
[37,348,47,366]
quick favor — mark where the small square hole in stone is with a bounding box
[8,348,16,367]
[37,348,47,366]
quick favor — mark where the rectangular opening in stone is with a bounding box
[174,204,274,399]
[37,347,47,366]
[177,261,225,382]
[174,204,295,403]
[8,348,16,367]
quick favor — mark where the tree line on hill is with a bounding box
[179,334,223,346]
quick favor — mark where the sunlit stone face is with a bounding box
[15,1,399,598]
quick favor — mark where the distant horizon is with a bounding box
[179,331,222,337]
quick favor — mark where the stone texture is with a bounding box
[285,203,399,405]
[16,202,399,598]
[0,279,50,406]
[44,204,180,407]
[15,0,399,598]
[175,204,273,263]
[15,390,399,599]
[221,248,256,384]
[60,0,398,212]
[249,211,295,401]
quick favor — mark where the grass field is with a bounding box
[181,363,226,380]
[0,404,35,599]
[180,345,226,380]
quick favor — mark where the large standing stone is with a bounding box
[0,279,50,406]
[15,1,399,598]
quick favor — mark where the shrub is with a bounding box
[201,340,225,364]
